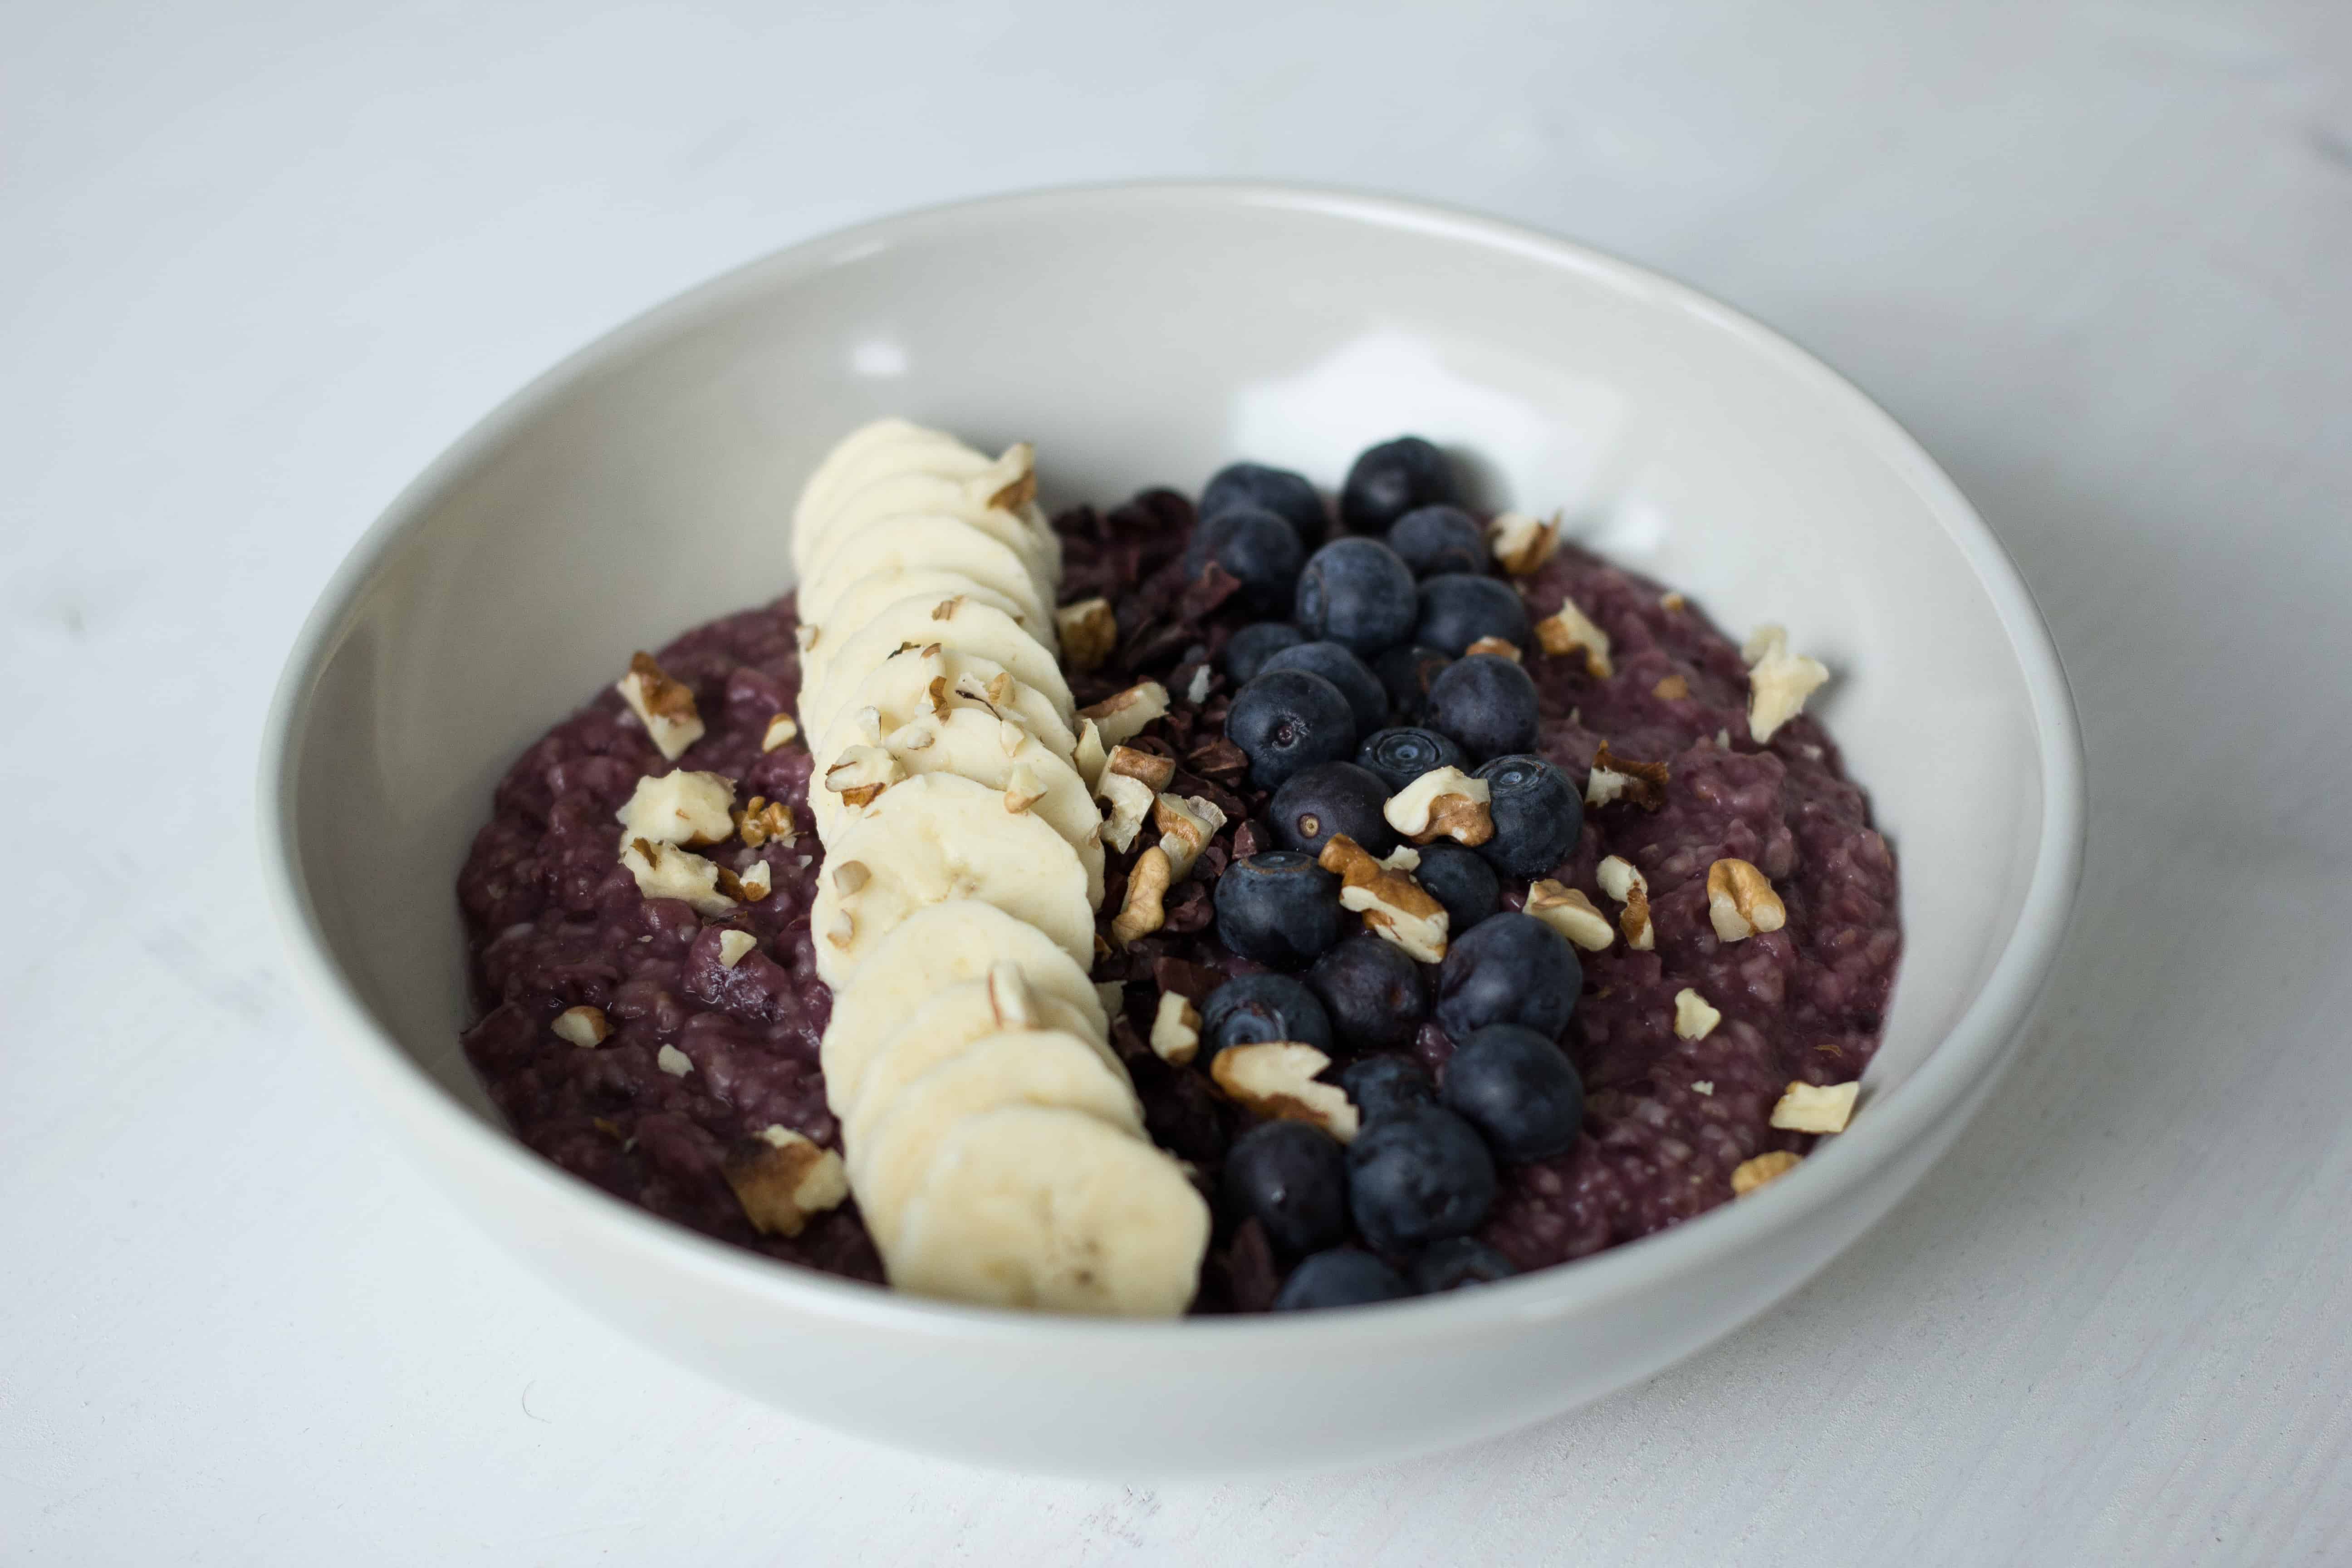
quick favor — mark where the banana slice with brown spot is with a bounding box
[800,594,1073,760]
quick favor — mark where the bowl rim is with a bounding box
[259,178,2086,1343]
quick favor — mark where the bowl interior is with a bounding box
[279,186,2055,1210]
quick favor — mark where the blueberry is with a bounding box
[1259,641,1387,735]
[1224,1120,1350,1255]
[1371,645,1452,721]
[1182,510,1240,578]
[1355,725,1466,793]
[1204,507,1306,613]
[1441,1024,1585,1161]
[1413,574,1531,656]
[1308,934,1427,1054]
[1294,538,1417,655]
[1274,1248,1412,1310]
[1226,669,1358,791]
[1387,505,1488,578]
[1411,840,1501,932]
[1223,621,1307,685]
[1425,654,1540,760]
[1214,852,1344,968]
[1471,754,1582,877]
[1410,1236,1516,1293]
[1340,436,1460,534]
[1269,760,1396,858]
[1435,913,1581,1039]
[1202,972,1336,1057]
[1202,461,1326,544]
[1341,1053,1435,1124]
[1347,1106,1496,1252]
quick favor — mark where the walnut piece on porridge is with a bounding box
[1096,771,1156,853]
[1078,681,1170,747]
[615,769,735,849]
[549,1005,608,1049]
[760,712,799,752]
[1707,857,1788,941]
[1154,793,1227,880]
[1742,625,1829,743]
[1526,880,1615,951]
[1209,1041,1360,1142]
[723,1127,849,1238]
[1319,833,1450,963]
[1056,597,1118,672]
[656,1043,694,1077]
[715,929,759,969]
[1383,766,1495,846]
[620,837,736,916]
[1672,988,1722,1040]
[732,795,794,849]
[1534,597,1613,678]
[1596,854,1654,950]
[1112,846,1173,946]
[1770,1080,1859,1133]
[615,651,705,761]
[1150,991,1202,1066]
[1731,1150,1801,1196]
[1584,741,1668,812]
[1073,718,1108,789]
[1486,510,1561,575]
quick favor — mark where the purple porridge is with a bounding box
[457,487,1900,1309]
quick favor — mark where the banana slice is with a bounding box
[800,569,1044,700]
[794,421,1016,567]
[800,595,1073,760]
[807,706,1106,903]
[810,643,1078,765]
[802,477,1061,598]
[796,517,1055,643]
[819,900,1107,1112]
[808,773,1094,988]
[844,978,1125,1138]
[889,1105,1210,1317]
[851,1028,1143,1253]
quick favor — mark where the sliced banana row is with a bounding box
[793,420,1205,1316]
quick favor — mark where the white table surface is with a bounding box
[6,1,2349,1561]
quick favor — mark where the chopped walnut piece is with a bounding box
[1464,636,1523,662]
[821,909,853,950]
[615,652,705,761]
[1651,673,1691,702]
[1486,510,1562,575]
[733,796,795,849]
[1078,681,1170,747]
[1380,845,1422,872]
[1210,1042,1360,1142]
[1534,598,1613,678]
[1003,763,1048,815]
[614,769,736,849]
[1595,854,1654,950]
[736,860,773,901]
[887,719,936,752]
[1584,741,1668,812]
[1660,591,1686,612]
[823,745,903,809]
[1150,991,1202,1066]
[1319,834,1450,962]
[1153,793,1226,880]
[620,838,736,916]
[925,675,955,720]
[985,441,1037,512]
[1672,989,1722,1040]
[1382,766,1494,846]
[1707,858,1788,941]
[1185,664,1212,705]
[831,859,870,896]
[1111,847,1173,945]
[1770,1080,1859,1133]
[1105,745,1176,792]
[1525,880,1614,951]
[715,930,759,969]
[1731,1150,1801,1196]
[761,712,799,752]
[722,1127,849,1237]
[1743,625,1830,743]
[1055,597,1118,673]
[985,962,1035,1030]
[1096,772,1156,853]
[931,594,967,622]
[550,1005,608,1049]
[656,1043,694,1077]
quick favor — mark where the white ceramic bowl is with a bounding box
[262,183,2083,1475]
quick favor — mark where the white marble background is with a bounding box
[5,1,2349,1562]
